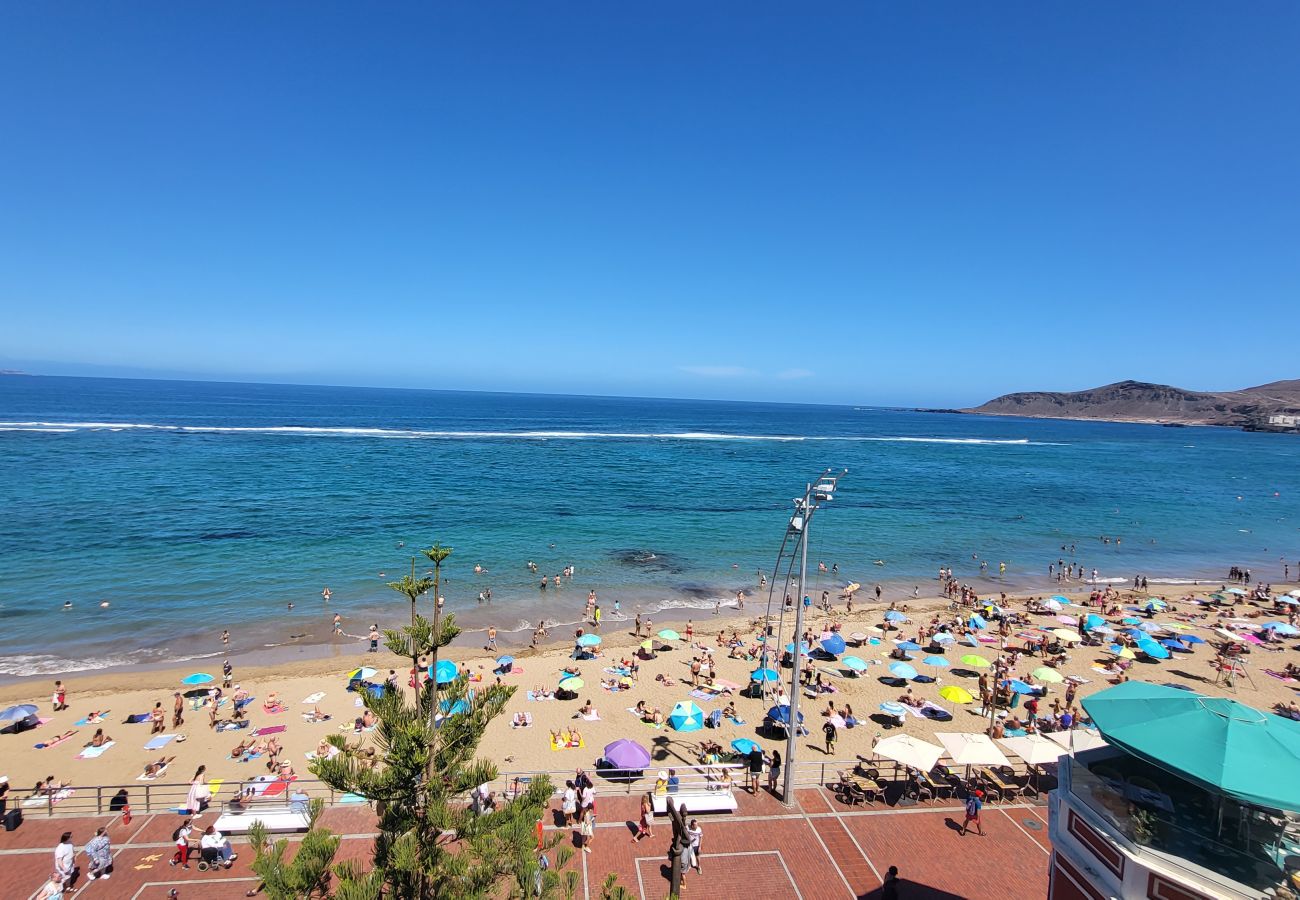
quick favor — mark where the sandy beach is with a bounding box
[3,579,1298,809]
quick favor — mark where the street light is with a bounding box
[779,469,845,805]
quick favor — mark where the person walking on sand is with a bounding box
[634,614,642,637]
[368,625,380,653]
[53,681,67,712]
[172,692,184,728]
[960,790,984,836]
[823,719,837,754]
[150,702,165,735]
[486,625,498,652]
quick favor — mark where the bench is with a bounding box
[651,790,737,815]
[213,805,310,834]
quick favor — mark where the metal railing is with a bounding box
[12,778,341,819]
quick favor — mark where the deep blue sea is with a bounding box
[1,375,1297,677]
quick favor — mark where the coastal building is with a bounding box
[1048,682,1300,899]
[1267,414,1300,428]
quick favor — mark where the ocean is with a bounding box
[1,375,1297,678]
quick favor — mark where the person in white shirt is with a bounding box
[54,832,76,884]
[200,825,235,867]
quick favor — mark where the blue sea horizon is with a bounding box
[1,374,1296,677]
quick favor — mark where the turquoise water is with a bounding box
[1,375,1297,676]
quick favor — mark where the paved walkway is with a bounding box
[4,789,1050,899]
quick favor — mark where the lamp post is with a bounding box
[781,470,844,805]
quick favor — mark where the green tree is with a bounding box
[247,799,382,899]
[312,604,555,898]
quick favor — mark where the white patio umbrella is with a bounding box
[1045,729,1108,753]
[935,732,1011,768]
[997,734,1065,766]
[872,734,944,772]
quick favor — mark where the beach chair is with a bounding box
[833,771,869,806]
[706,709,722,729]
[980,767,1020,801]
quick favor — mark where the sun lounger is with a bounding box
[77,741,115,759]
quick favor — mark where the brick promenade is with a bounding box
[4,789,1049,899]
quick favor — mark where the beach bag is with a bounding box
[579,817,593,838]
[965,796,981,818]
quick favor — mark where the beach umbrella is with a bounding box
[964,634,980,648]
[820,634,847,655]
[842,656,867,672]
[1046,729,1109,753]
[1051,595,1070,604]
[433,660,459,684]
[1181,634,1206,645]
[1052,629,1082,643]
[960,654,991,669]
[0,703,38,723]
[866,625,885,636]
[668,700,705,732]
[848,631,869,644]
[1160,639,1190,652]
[1092,625,1116,636]
[785,641,812,655]
[1224,588,1247,596]
[932,632,955,645]
[657,629,681,641]
[873,734,944,771]
[923,655,949,669]
[767,704,803,725]
[1136,639,1170,660]
[558,676,584,691]
[603,739,651,770]
[1263,623,1300,636]
[939,686,974,705]
[1056,615,1079,626]
[1084,614,1106,629]
[1042,599,1063,612]
[750,668,780,683]
[969,614,988,630]
[731,738,759,755]
[495,655,515,668]
[182,673,215,686]
[878,701,908,719]
[1107,644,1138,660]
[937,732,1011,768]
[1031,667,1065,683]
[884,611,909,623]
[888,662,918,680]
[578,633,602,647]
[1005,679,1036,695]
[896,640,922,651]
[1139,623,1163,634]
[999,733,1066,767]
[1144,600,1167,612]
[439,698,468,716]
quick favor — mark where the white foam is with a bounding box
[0,421,1057,445]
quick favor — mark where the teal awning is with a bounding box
[1082,682,1300,811]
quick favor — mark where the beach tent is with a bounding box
[668,701,704,732]
[873,734,943,772]
[602,739,651,770]
[936,732,1011,768]
[1050,595,1070,604]
[1082,682,1300,811]
[767,704,803,725]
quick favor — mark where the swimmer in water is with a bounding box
[287,602,295,611]
[100,601,110,608]
[63,601,72,610]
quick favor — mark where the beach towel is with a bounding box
[23,788,74,808]
[252,724,287,737]
[550,737,585,751]
[77,741,115,759]
[339,792,368,804]
[511,666,524,674]
[144,734,178,750]
[261,776,296,798]
[576,711,601,721]
[208,778,224,793]
[74,711,111,726]
[124,713,150,724]
[235,697,255,709]
[511,713,533,729]
[301,692,326,704]
[1266,670,1297,682]
[726,715,746,726]
[34,729,77,749]
[138,765,170,781]
[526,691,554,702]
[688,689,716,702]
[215,720,249,732]
[919,702,952,721]
[263,703,287,714]
[234,752,264,763]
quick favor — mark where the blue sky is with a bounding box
[2,4,1297,406]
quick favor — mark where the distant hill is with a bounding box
[962,380,1300,429]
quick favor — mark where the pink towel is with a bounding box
[252,724,287,736]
